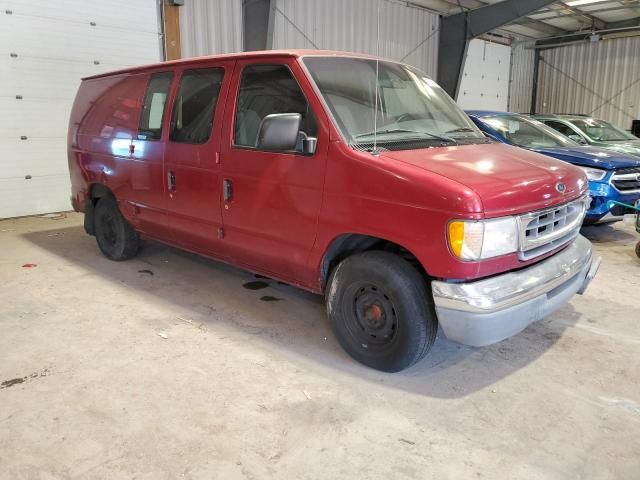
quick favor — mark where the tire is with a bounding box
[326,251,437,372]
[93,196,140,261]
[635,241,640,259]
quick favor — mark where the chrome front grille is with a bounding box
[516,196,588,261]
[611,167,640,192]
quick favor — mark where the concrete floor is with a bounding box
[1,212,639,479]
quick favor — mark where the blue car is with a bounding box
[467,110,640,224]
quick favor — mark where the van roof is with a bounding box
[82,49,383,80]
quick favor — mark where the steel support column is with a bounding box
[530,48,541,114]
[437,0,556,99]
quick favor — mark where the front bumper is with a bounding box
[431,235,601,347]
[586,180,640,222]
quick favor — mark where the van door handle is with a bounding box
[167,171,176,191]
[223,179,233,202]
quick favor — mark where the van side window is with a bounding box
[138,72,173,140]
[170,68,224,144]
[234,64,317,148]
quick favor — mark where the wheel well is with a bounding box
[83,183,114,236]
[89,183,114,204]
[320,234,429,291]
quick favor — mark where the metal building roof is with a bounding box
[411,0,640,39]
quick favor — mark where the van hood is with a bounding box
[530,145,640,170]
[379,143,588,216]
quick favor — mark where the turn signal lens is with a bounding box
[448,221,465,258]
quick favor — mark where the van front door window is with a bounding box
[233,64,317,150]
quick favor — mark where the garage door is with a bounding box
[0,0,161,219]
[456,39,511,111]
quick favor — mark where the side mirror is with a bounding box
[257,113,302,152]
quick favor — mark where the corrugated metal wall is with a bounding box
[536,36,640,129]
[180,0,243,57]
[271,0,439,77]
[508,41,535,114]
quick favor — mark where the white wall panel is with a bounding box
[508,41,535,114]
[0,140,67,178]
[0,0,161,218]
[457,39,511,111]
[272,0,439,77]
[0,175,71,219]
[536,36,640,130]
[180,0,243,57]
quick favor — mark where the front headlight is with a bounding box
[578,166,607,181]
[448,217,518,260]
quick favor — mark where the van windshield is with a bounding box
[302,56,487,150]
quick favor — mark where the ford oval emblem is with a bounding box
[556,182,566,193]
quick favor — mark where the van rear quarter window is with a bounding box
[138,72,173,141]
[170,68,224,144]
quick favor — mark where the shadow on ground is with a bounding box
[23,224,583,398]
[581,222,637,244]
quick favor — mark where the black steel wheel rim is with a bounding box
[343,283,398,350]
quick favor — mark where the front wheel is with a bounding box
[326,251,437,372]
[94,196,140,261]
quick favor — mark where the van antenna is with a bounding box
[372,0,380,155]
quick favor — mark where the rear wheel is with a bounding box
[326,251,437,372]
[94,196,140,260]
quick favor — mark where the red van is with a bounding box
[68,50,600,372]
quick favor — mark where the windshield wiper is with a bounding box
[354,129,456,144]
[445,127,476,134]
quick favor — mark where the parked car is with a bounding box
[68,50,600,372]
[467,111,640,224]
[534,114,640,157]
